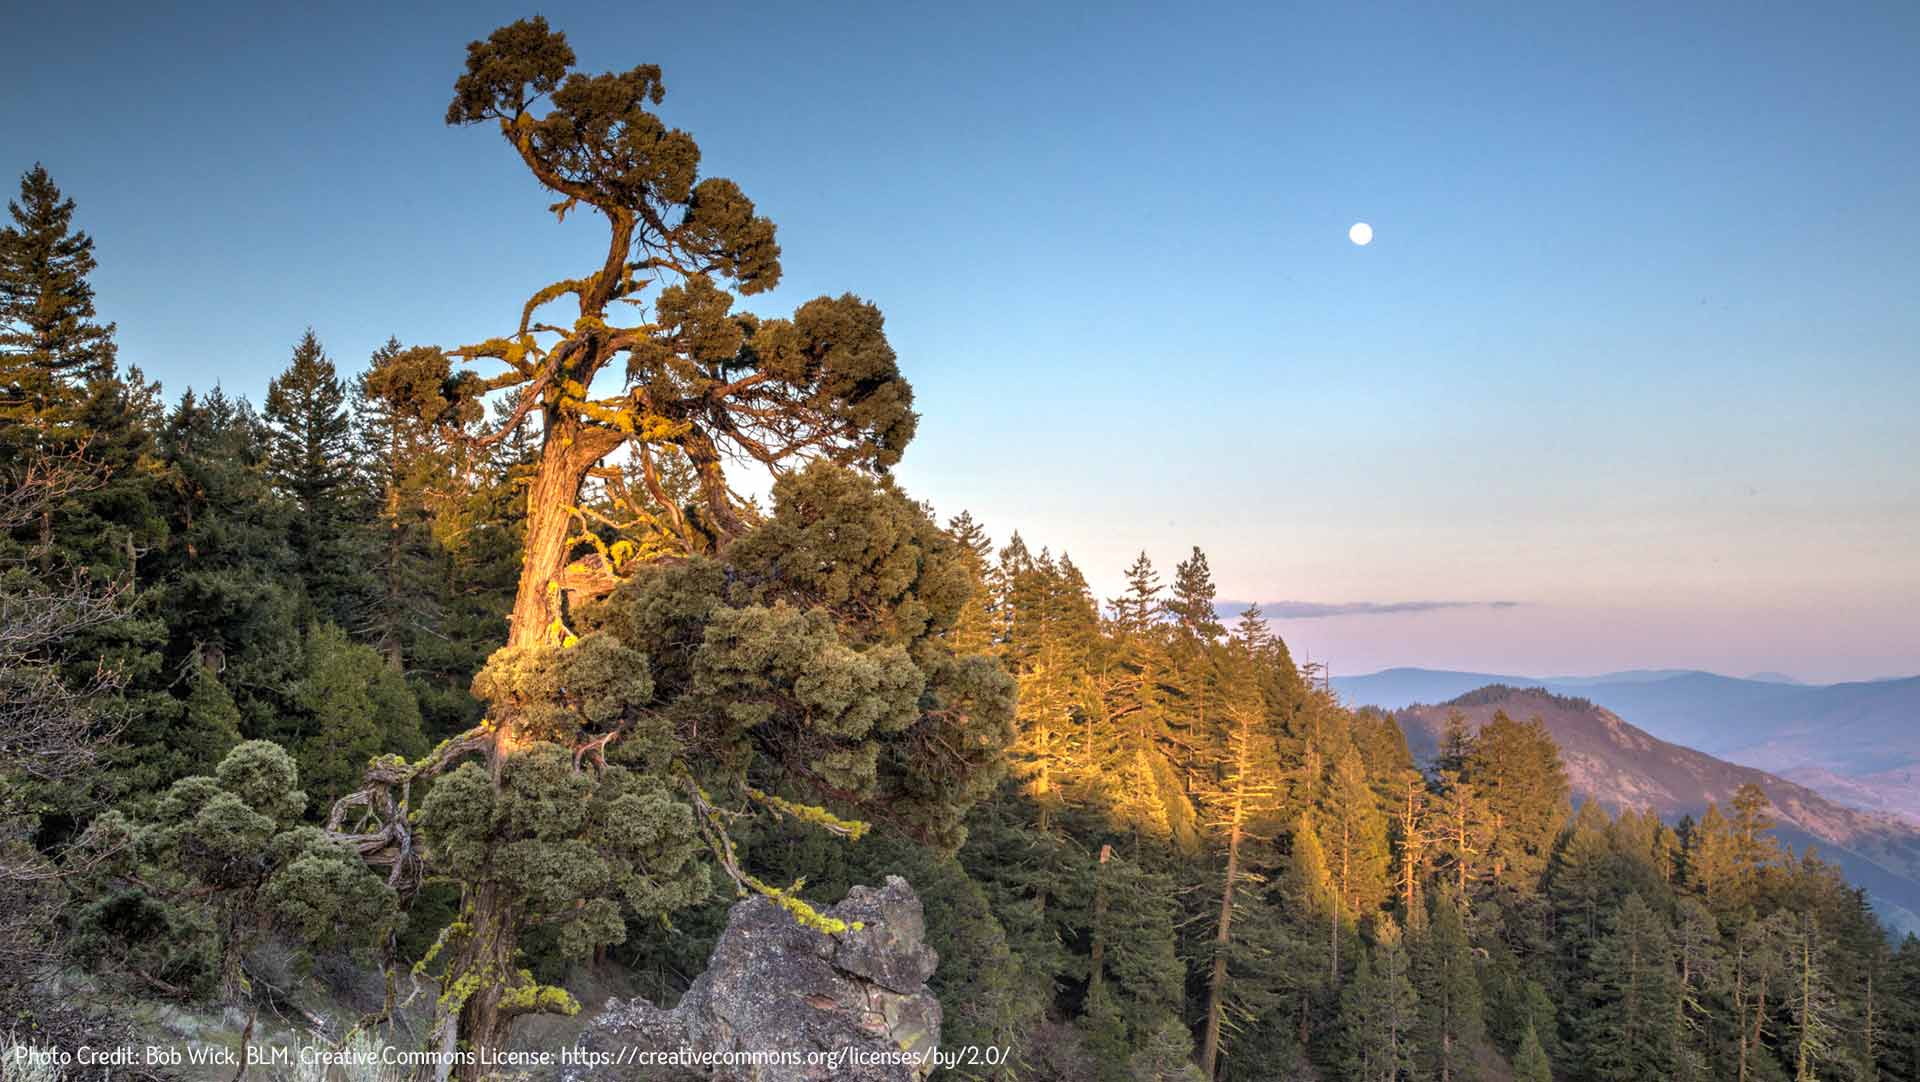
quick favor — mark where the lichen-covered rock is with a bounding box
[579,876,940,1081]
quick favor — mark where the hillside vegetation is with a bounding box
[4,19,1920,1082]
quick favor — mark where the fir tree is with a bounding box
[263,329,364,626]
[352,337,469,670]
[1197,607,1291,1078]
[1579,892,1678,1082]
[1336,918,1421,1082]
[1280,813,1339,1046]
[1413,889,1485,1082]
[0,165,116,458]
[1466,711,1569,893]
[945,509,1000,657]
[1512,1022,1552,1082]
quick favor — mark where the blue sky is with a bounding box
[6,1,1917,680]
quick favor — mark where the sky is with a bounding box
[5,1,1917,682]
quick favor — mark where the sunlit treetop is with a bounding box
[437,16,915,552]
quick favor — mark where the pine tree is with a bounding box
[263,329,363,625]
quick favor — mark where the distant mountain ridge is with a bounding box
[1334,667,1920,777]
[1394,685,1920,936]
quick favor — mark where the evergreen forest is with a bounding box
[3,17,1918,1082]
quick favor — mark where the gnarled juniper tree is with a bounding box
[321,18,1013,1072]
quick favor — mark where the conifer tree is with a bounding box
[945,510,1000,657]
[153,392,301,674]
[1670,895,1721,1082]
[1731,783,1782,880]
[352,337,474,670]
[1885,935,1920,1082]
[1095,552,1197,850]
[0,165,158,580]
[1579,892,1678,1082]
[1686,802,1745,913]
[1435,709,1475,775]
[263,329,364,626]
[1325,744,1391,920]
[1109,552,1163,636]
[1164,547,1224,640]
[1197,607,1291,1078]
[1512,1022,1552,1082]
[1336,917,1420,1082]
[77,742,397,1001]
[1786,911,1838,1082]
[1004,546,1100,827]
[0,165,116,459]
[1412,889,1485,1082]
[1731,911,1793,1082]
[1546,800,1617,980]
[1391,768,1430,926]
[1465,711,1569,893]
[1432,766,1491,905]
[1280,814,1340,1046]
[275,622,427,809]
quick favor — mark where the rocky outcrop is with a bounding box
[579,876,941,1081]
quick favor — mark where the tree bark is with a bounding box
[506,413,588,650]
[1088,844,1111,1001]
[1199,822,1241,1079]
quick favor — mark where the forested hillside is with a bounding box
[1398,687,1920,936]
[5,17,1920,1082]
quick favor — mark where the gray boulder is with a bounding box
[579,876,941,1080]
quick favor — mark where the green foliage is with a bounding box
[417,744,707,961]
[1413,889,1485,1082]
[0,164,116,454]
[73,741,396,1000]
[1512,1022,1553,1082]
[263,330,366,626]
[278,622,427,808]
[1578,892,1678,1081]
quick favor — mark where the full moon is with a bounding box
[1349,221,1374,246]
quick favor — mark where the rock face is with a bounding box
[581,876,941,1081]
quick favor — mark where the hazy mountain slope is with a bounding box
[1335,669,1920,775]
[1395,686,1920,933]
[1780,765,1920,825]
